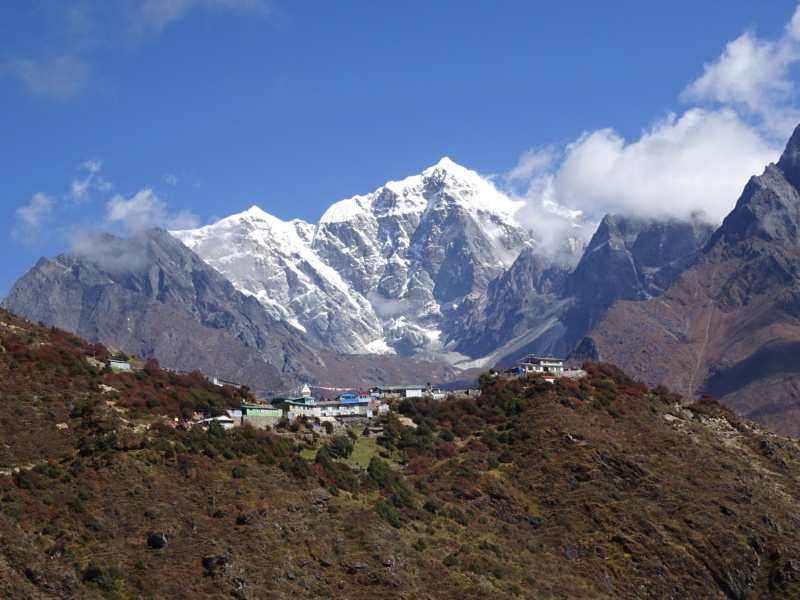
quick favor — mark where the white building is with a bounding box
[510,355,565,374]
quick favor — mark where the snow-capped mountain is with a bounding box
[173,158,578,363]
[172,207,384,354]
[311,158,533,360]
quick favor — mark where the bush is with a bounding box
[367,456,414,509]
[374,499,403,528]
[69,495,85,513]
[442,553,458,567]
[14,469,36,490]
[280,455,310,479]
[78,560,117,591]
[327,435,354,459]
[231,466,246,479]
[497,450,516,464]
[85,517,104,532]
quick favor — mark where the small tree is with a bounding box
[327,435,354,460]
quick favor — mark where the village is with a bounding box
[104,354,582,435]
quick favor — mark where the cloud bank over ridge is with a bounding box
[506,6,800,232]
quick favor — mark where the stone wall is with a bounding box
[242,415,282,430]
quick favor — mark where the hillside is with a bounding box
[1,308,799,598]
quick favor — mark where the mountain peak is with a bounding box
[708,122,800,249]
[241,205,269,218]
[776,122,800,189]
[419,156,481,186]
[431,156,459,170]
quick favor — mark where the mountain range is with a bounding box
[8,126,800,438]
[3,157,714,394]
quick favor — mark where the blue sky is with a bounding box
[4,1,800,298]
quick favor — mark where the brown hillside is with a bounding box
[1,310,800,598]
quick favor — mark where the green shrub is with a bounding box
[327,435,354,459]
[412,538,427,552]
[423,499,441,514]
[14,469,36,490]
[2,504,22,520]
[497,450,516,464]
[280,455,310,479]
[69,495,85,513]
[374,499,403,528]
[78,559,117,591]
[367,456,414,508]
[446,506,467,526]
[85,517,104,532]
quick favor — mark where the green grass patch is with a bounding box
[347,436,381,468]
[302,436,387,468]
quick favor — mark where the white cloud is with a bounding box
[548,109,777,223]
[366,291,415,317]
[12,160,198,256]
[136,0,198,33]
[7,1,274,98]
[506,148,556,183]
[682,6,800,138]
[13,192,55,245]
[16,192,54,228]
[136,0,272,33]
[105,189,199,233]
[70,231,149,273]
[507,9,800,235]
[7,55,90,99]
[70,160,110,202]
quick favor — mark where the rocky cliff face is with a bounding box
[581,124,800,437]
[560,213,715,355]
[169,158,714,370]
[172,207,385,355]
[312,158,536,361]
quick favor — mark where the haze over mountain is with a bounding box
[0,228,464,394]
